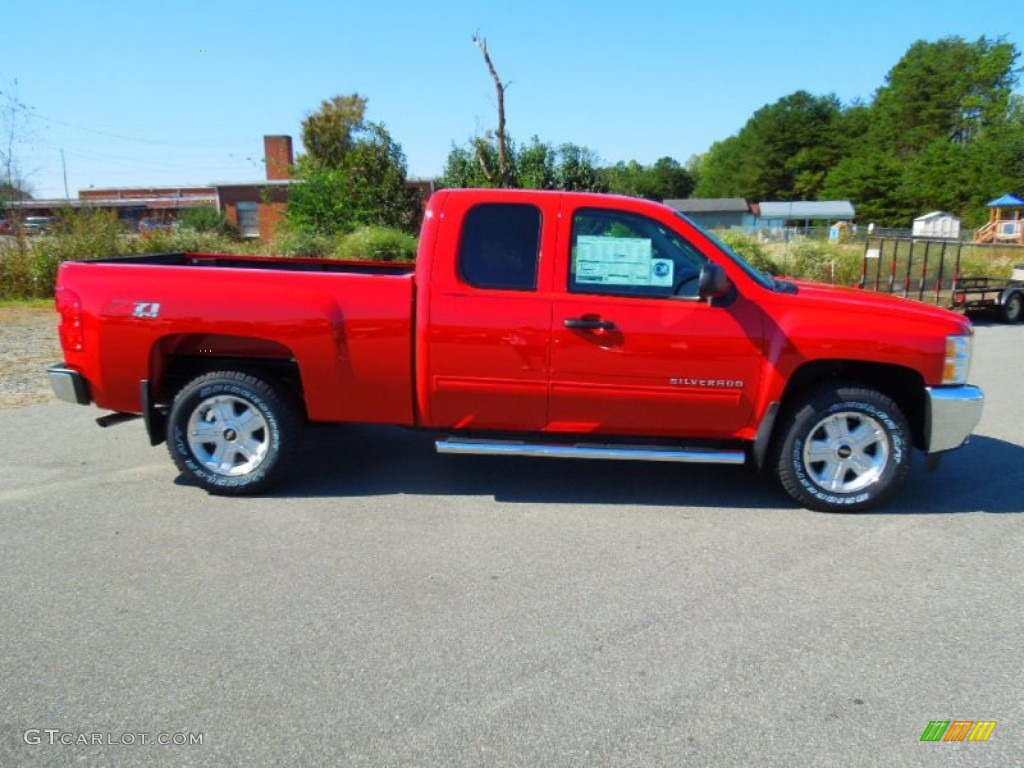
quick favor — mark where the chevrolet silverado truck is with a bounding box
[48,189,984,512]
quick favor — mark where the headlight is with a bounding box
[942,335,972,385]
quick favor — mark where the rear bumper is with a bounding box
[925,385,984,453]
[47,363,91,405]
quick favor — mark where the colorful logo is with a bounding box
[920,721,996,742]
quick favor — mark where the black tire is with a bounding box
[772,385,912,512]
[167,370,299,495]
[999,291,1023,324]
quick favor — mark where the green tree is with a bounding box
[553,143,607,192]
[439,136,606,192]
[439,138,503,189]
[517,137,555,190]
[284,167,354,237]
[820,149,909,224]
[300,94,368,170]
[824,36,1023,225]
[605,157,695,200]
[286,94,421,236]
[692,36,1023,226]
[691,134,748,199]
[695,91,847,201]
[870,37,1019,154]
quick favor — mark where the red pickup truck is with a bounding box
[48,189,984,512]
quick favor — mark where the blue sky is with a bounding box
[2,0,1021,199]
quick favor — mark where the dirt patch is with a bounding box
[0,306,61,409]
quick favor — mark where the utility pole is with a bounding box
[61,149,70,199]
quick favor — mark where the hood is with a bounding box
[785,280,972,333]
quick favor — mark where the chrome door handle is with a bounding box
[563,317,616,331]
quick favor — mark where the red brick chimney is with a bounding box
[264,135,293,180]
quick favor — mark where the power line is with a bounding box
[30,111,256,149]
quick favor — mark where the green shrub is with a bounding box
[715,230,781,276]
[332,226,418,262]
[266,228,336,258]
[0,242,39,299]
[16,208,128,297]
[177,206,236,236]
[784,240,862,285]
[45,207,126,261]
[0,206,254,298]
[136,228,237,255]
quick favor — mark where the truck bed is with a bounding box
[55,252,418,424]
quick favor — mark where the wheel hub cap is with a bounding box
[187,395,270,476]
[803,411,890,494]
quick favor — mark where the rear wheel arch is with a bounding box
[150,334,307,413]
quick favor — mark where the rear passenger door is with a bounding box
[421,194,556,431]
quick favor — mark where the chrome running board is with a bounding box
[435,438,746,465]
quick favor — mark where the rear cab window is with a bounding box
[458,203,542,291]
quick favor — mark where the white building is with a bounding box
[912,211,961,240]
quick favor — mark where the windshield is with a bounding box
[673,212,775,290]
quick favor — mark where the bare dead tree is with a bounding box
[472,31,512,188]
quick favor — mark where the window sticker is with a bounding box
[575,236,673,287]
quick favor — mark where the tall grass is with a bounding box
[0,208,243,299]
[716,230,863,286]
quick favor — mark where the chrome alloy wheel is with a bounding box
[801,410,890,494]
[187,395,270,476]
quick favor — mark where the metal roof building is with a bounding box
[662,198,754,230]
[757,201,856,221]
[665,198,750,213]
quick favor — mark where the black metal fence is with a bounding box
[861,237,1024,306]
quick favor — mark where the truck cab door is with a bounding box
[419,194,556,431]
[547,205,765,439]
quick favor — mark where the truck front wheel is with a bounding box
[167,370,299,495]
[773,385,911,512]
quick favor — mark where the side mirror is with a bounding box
[698,263,733,299]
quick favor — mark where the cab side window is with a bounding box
[569,208,707,298]
[459,203,541,291]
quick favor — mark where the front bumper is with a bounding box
[47,363,90,405]
[925,385,984,453]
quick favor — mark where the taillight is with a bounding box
[55,287,84,352]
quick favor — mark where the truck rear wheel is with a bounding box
[773,385,911,512]
[167,370,299,495]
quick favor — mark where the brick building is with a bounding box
[6,134,433,239]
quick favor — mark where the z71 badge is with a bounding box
[133,302,161,319]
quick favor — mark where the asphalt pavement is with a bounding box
[1,323,1022,767]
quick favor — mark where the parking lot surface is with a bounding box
[1,323,1022,767]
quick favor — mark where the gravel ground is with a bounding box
[0,306,61,409]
